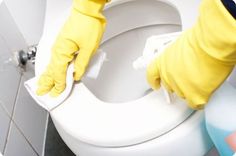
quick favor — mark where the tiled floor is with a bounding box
[4,122,38,156]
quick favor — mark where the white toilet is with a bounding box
[35,0,219,155]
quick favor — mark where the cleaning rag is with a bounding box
[24,51,106,112]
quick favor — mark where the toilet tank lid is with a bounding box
[50,83,194,147]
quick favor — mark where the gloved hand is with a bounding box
[36,0,108,97]
[147,0,236,109]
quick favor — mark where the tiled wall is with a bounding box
[0,1,48,156]
[4,0,46,46]
[0,62,48,156]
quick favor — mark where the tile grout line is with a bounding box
[2,120,13,155]
[11,120,39,156]
[0,101,11,119]
[2,74,22,155]
[0,4,29,154]
[2,73,40,156]
[0,32,22,154]
[9,74,40,156]
[41,113,49,156]
[0,33,21,119]
[0,102,41,156]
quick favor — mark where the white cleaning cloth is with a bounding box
[24,63,74,111]
[24,6,107,112]
[24,51,106,112]
[33,5,107,78]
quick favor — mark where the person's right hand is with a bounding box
[146,0,236,109]
[36,0,108,97]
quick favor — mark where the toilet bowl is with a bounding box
[35,0,218,155]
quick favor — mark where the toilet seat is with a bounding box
[35,0,201,150]
[51,83,193,147]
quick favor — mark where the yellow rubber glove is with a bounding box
[36,0,108,97]
[147,0,236,110]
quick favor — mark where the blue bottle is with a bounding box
[205,82,236,156]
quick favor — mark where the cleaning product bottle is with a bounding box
[205,82,236,156]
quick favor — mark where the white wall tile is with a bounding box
[13,63,48,156]
[4,0,46,45]
[4,122,37,156]
[0,104,10,153]
[0,33,21,116]
[0,2,27,52]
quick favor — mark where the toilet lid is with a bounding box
[50,83,194,147]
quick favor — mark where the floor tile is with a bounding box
[4,122,38,156]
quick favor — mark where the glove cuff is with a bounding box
[73,0,107,20]
[192,0,236,65]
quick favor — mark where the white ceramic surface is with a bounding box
[35,0,217,155]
